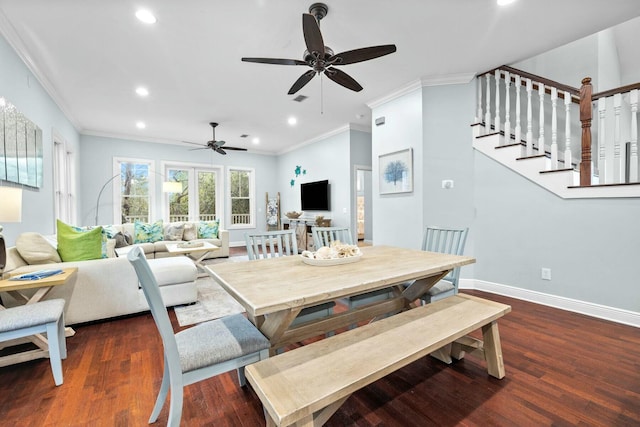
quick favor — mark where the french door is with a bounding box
[164,164,222,223]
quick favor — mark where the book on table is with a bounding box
[9,269,64,281]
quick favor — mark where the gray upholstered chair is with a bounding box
[0,298,67,386]
[127,246,269,427]
[245,230,335,326]
[419,226,469,303]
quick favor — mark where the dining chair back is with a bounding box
[311,226,354,249]
[127,246,269,427]
[421,226,469,303]
[245,229,298,259]
[244,230,335,333]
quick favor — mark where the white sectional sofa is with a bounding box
[2,248,198,325]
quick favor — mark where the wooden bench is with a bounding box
[245,294,511,427]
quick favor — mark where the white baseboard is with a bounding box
[460,279,640,328]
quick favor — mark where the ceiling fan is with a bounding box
[184,122,247,155]
[242,2,396,95]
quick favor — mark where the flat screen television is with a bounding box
[301,180,330,211]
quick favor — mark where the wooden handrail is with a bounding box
[480,65,580,98]
[592,82,640,100]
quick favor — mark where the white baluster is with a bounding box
[477,76,483,127]
[485,74,492,129]
[613,93,623,183]
[514,75,522,147]
[526,79,533,156]
[564,91,572,170]
[598,97,607,184]
[504,71,511,143]
[630,89,638,182]
[494,70,501,135]
[538,83,545,158]
[550,87,558,169]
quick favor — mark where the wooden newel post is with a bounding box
[579,77,593,186]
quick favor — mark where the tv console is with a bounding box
[282,217,332,252]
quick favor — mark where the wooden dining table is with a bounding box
[206,245,475,352]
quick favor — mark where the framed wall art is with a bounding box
[379,148,413,194]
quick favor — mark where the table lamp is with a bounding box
[0,187,23,271]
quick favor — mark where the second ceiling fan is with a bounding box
[242,3,396,95]
[185,122,247,155]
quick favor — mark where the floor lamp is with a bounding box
[95,174,182,225]
[0,187,23,271]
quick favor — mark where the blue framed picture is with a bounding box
[379,148,413,194]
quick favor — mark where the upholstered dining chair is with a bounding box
[310,226,393,317]
[127,246,270,427]
[244,230,335,326]
[419,226,469,303]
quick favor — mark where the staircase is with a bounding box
[472,66,640,199]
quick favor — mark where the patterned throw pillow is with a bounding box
[198,220,219,239]
[134,220,164,243]
[164,223,185,241]
[56,220,103,262]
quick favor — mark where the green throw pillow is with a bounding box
[56,219,103,262]
[198,220,219,239]
[134,220,164,243]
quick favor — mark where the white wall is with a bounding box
[0,34,80,245]
[79,134,279,244]
[277,127,371,230]
[371,88,424,248]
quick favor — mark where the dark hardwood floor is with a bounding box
[1,252,639,426]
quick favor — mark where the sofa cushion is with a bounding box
[56,220,103,262]
[134,220,164,243]
[147,256,197,287]
[15,232,62,265]
[113,231,133,248]
[198,220,219,239]
[164,223,184,241]
[183,223,197,241]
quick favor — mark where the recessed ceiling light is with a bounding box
[252,138,260,145]
[135,87,149,97]
[135,9,157,24]
[497,0,516,5]
[288,117,297,126]
[136,121,146,129]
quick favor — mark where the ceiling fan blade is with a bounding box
[325,68,363,92]
[216,140,226,147]
[302,13,324,57]
[188,147,209,151]
[224,146,248,152]
[242,57,307,66]
[288,70,317,95]
[215,147,227,155]
[330,45,397,66]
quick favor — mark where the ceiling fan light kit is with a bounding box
[241,2,396,95]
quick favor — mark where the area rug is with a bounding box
[174,256,248,327]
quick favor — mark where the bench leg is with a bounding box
[482,321,505,379]
[429,343,453,364]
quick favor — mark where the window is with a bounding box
[53,131,76,224]
[114,158,155,224]
[228,168,254,228]
[165,164,221,223]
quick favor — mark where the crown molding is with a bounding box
[0,8,81,131]
[367,72,476,110]
[277,123,370,155]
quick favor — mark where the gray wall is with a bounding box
[0,34,80,244]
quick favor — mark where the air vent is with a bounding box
[240,134,249,138]
[293,95,308,102]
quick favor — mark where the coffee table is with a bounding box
[165,241,219,276]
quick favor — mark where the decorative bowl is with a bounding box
[285,211,302,219]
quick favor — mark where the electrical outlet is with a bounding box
[541,268,551,281]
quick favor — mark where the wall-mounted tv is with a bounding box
[301,180,330,211]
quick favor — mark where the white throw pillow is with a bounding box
[15,232,62,265]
